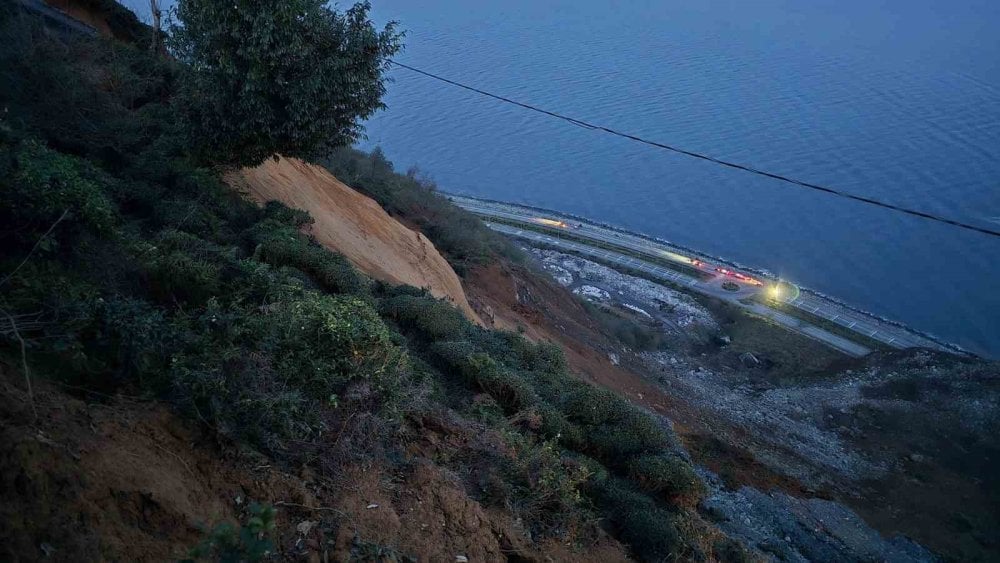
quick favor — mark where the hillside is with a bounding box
[0,5,745,561]
[225,156,482,324]
[1,2,997,562]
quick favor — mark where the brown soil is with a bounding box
[43,0,115,37]
[0,366,627,562]
[464,255,1000,560]
[225,156,482,325]
[465,261,625,384]
[463,260,817,500]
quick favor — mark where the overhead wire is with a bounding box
[388,60,1000,239]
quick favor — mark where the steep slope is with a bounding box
[0,367,629,562]
[225,156,482,324]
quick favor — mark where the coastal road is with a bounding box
[486,222,872,357]
[452,195,956,356]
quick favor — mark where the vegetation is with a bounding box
[321,147,523,274]
[0,5,739,561]
[185,503,277,563]
[170,0,403,167]
[752,293,889,351]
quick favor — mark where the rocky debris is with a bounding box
[644,351,884,485]
[622,303,653,318]
[543,263,573,286]
[530,248,717,333]
[573,285,611,302]
[739,352,761,368]
[702,474,934,563]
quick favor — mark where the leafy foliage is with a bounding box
[626,454,707,507]
[185,503,276,563]
[170,0,403,166]
[0,140,117,242]
[321,147,523,273]
[586,477,685,561]
[0,9,728,561]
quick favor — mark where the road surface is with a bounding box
[451,195,956,357]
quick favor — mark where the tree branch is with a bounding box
[0,209,69,290]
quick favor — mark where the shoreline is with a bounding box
[446,191,970,357]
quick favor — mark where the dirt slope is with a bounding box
[43,0,114,37]
[226,157,482,324]
[0,367,626,561]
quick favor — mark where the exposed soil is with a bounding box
[225,156,482,325]
[0,366,627,562]
[464,261,625,383]
[463,247,1000,561]
[43,0,114,37]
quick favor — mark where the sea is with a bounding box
[125,0,1000,357]
[359,0,1000,357]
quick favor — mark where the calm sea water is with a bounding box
[127,0,1000,356]
[357,0,1000,357]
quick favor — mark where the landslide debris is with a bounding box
[225,156,482,325]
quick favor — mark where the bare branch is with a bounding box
[2,307,37,420]
[0,209,69,290]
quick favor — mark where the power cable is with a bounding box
[388,60,1000,239]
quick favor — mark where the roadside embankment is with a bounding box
[225,156,482,324]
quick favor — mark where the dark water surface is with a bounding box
[359,0,1000,357]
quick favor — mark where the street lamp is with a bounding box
[768,283,783,301]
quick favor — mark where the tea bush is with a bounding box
[626,454,707,508]
[0,10,720,559]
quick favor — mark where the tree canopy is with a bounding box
[170,0,403,167]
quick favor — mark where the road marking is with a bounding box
[469,201,953,356]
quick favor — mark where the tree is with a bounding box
[169,0,403,167]
[149,0,161,53]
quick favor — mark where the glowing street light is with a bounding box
[768,284,783,300]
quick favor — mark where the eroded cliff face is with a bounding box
[43,0,114,36]
[225,156,482,325]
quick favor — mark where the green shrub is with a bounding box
[586,477,685,561]
[260,200,313,228]
[477,331,567,374]
[169,292,406,450]
[536,404,585,450]
[139,232,226,306]
[72,296,174,388]
[626,454,706,508]
[380,294,471,341]
[429,343,535,411]
[0,140,117,244]
[250,220,369,296]
[502,439,592,538]
[185,502,276,563]
[271,295,402,385]
[562,386,636,426]
[585,413,672,460]
[560,385,674,462]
